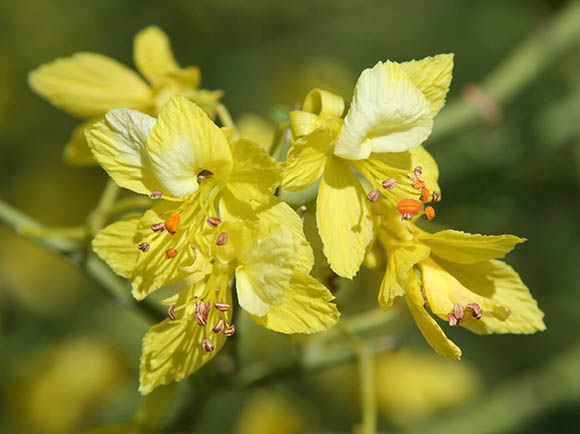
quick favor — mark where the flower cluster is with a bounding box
[30,26,545,393]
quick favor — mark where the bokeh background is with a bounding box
[1,0,579,433]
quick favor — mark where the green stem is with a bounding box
[0,197,163,323]
[216,104,237,131]
[432,0,580,143]
[270,121,290,160]
[87,179,121,235]
[339,324,377,434]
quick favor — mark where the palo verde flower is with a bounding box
[369,201,545,359]
[87,96,338,392]
[282,54,453,279]
[29,26,221,165]
[86,96,281,300]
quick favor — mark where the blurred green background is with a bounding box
[1,0,579,433]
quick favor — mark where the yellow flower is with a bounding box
[370,201,546,360]
[282,54,453,279]
[87,96,339,393]
[29,26,222,166]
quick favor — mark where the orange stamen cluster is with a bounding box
[425,206,435,221]
[165,211,181,234]
[419,187,430,202]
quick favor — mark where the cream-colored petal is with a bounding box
[134,26,180,85]
[379,239,430,310]
[29,52,152,118]
[92,217,140,279]
[438,259,546,335]
[235,228,298,317]
[317,157,373,278]
[335,61,433,160]
[226,138,282,205]
[146,97,233,198]
[419,258,509,321]
[63,121,97,166]
[416,230,526,264]
[86,108,173,198]
[139,277,233,394]
[249,271,339,334]
[405,273,462,360]
[400,53,454,116]
[282,118,339,191]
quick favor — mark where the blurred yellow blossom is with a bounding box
[376,350,479,426]
[236,391,306,434]
[29,26,222,165]
[8,338,126,434]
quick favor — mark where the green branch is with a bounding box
[432,0,580,143]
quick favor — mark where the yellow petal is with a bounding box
[419,257,509,320]
[226,138,282,205]
[282,118,339,191]
[146,97,233,198]
[400,53,454,116]
[405,273,462,360]
[235,227,298,316]
[29,53,152,118]
[63,121,97,166]
[317,157,373,278]
[92,217,140,279]
[438,259,546,334]
[134,26,180,85]
[249,271,339,334]
[131,200,206,300]
[86,108,173,198]
[289,110,321,138]
[303,88,345,118]
[335,61,433,160]
[379,239,430,310]
[255,198,315,272]
[416,230,526,264]
[139,277,233,394]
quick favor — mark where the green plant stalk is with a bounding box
[0,197,164,323]
[216,103,237,131]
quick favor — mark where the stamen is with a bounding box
[421,286,429,309]
[168,304,176,320]
[165,212,181,234]
[397,199,421,219]
[150,190,163,200]
[224,324,236,337]
[425,206,435,222]
[138,242,150,252]
[151,222,165,233]
[419,187,430,202]
[412,179,426,189]
[454,304,465,321]
[447,313,459,326]
[197,169,214,184]
[381,178,398,190]
[214,302,231,312]
[207,217,221,227]
[296,205,307,223]
[202,338,215,352]
[432,191,441,202]
[466,303,483,320]
[366,189,380,203]
[165,248,177,259]
[212,319,226,334]
[413,166,423,178]
[216,232,228,246]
